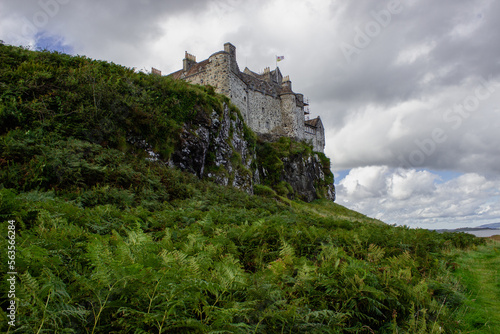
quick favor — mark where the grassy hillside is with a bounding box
[451,242,500,333]
[0,44,489,333]
[0,42,236,163]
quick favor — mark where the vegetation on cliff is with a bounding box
[0,42,232,161]
[0,44,492,333]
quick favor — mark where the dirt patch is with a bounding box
[487,235,500,241]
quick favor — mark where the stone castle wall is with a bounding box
[182,52,230,94]
[170,43,326,152]
[245,89,283,135]
[304,124,325,152]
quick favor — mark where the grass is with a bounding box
[452,240,500,333]
[1,43,498,333]
[292,199,386,224]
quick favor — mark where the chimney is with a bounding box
[183,51,196,72]
[263,67,272,82]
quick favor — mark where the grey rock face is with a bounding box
[170,104,254,193]
[169,103,335,202]
[281,153,336,202]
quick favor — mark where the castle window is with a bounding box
[262,107,265,113]
[244,96,246,102]
[305,126,316,135]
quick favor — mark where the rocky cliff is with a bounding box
[169,103,335,202]
[0,44,333,203]
[169,104,254,192]
[280,153,336,202]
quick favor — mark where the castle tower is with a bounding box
[263,67,272,82]
[224,42,239,73]
[183,52,196,72]
[281,75,292,91]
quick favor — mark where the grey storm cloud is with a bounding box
[0,0,216,65]
[323,0,500,103]
[306,0,500,175]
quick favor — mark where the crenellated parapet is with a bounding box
[183,52,197,71]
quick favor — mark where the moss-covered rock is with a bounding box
[256,137,335,201]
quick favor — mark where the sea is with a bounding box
[461,229,500,238]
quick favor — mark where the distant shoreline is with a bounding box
[437,229,500,238]
[463,229,500,238]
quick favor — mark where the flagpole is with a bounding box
[275,55,284,81]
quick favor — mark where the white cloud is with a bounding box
[387,169,437,200]
[395,41,436,65]
[336,167,500,229]
[339,165,389,199]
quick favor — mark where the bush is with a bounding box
[253,184,277,198]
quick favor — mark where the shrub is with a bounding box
[253,184,277,198]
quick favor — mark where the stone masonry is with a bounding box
[169,42,325,152]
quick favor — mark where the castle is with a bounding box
[169,43,325,152]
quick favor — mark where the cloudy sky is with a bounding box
[2,0,500,229]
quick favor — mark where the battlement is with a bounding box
[151,67,161,76]
[185,52,196,62]
[183,52,197,72]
